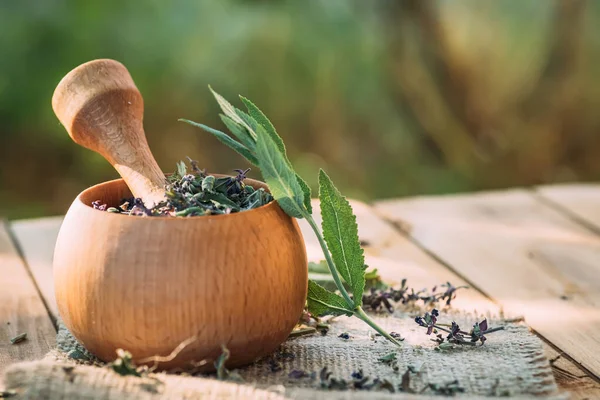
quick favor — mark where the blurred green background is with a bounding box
[1,0,598,219]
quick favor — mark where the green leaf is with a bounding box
[307,280,353,317]
[234,108,260,140]
[179,119,259,166]
[296,174,313,214]
[318,169,366,307]
[201,175,215,192]
[204,192,240,211]
[308,260,329,274]
[176,160,187,179]
[219,115,256,151]
[255,124,306,218]
[240,96,286,156]
[209,86,252,132]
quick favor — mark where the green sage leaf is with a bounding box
[209,86,252,132]
[296,174,313,213]
[318,169,366,307]
[255,124,305,218]
[307,280,353,317]
[219,114,256,151]
[179,119,258,166]
[240,96,285,155]
[237,96,313,211]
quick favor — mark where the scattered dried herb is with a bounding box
[377,352,400,372]
[338,332,350,340]
[317,367,395,393]
[489,378,511,397]
[93,161,272,217]
[377,352,397,363]
[182,89,401,345]
[0,390,16,398]
[425,380,465,396]
[288,327,316,338]
[9,333,27,344]
[214,345,230,380]
[62,365,76,383]
[415,309,504,346]
[267,359,283,372]
[288,369,309,379]
[362,279,468,313]
[111,349,143,377]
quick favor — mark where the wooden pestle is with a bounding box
[52,59,165,207]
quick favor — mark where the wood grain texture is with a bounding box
[10,196,599,396]
[53,177,307,370]
[303,199,599,398]
[299,200,497,314]
[0,220,55,373]
[375,189,600,380]
[537,183,600,232]
[542,342,600,399]
[10,216,63,321]
[52,59,165,207]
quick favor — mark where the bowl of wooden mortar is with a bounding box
[51,59,308,370]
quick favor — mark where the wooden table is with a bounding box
[2,184,600,398]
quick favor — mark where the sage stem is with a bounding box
[354,307,403,347]
[304,213,354,308]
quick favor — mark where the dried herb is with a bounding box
[9,333,27,344]
[111,349,143,377]
[338,332,350,340]
[362,280,468,313]
[317,322,329,336]
[377,352,397,363]
[0,391,16,398]
[183,89,401,345]
[93,160,272,217]
[288,369,309,379]
[424,380,465,396]
[288,327,316,338]
[489,379,511,397]
[377,352,400,372]
[415,309,504,346]
[267,358,283,372]
[317,367,395,393]
[214,345,230,380]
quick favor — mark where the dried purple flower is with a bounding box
[288,370,307,379]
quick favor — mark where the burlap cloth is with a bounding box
[1,310,566,399]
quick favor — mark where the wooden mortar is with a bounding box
[51,59,308,370]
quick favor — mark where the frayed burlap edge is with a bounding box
[1,312,569,399]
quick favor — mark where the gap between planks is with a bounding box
[0,220,56,375]
[374,188,600,388]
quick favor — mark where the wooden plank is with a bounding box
[299,200,497,313]
[12,203,598,397]
[374,189,600,381]
[10,216,63,320]
[542,342,600,399]
[0,220,55,373]
[537,184,600,232]
[302,200,596,398]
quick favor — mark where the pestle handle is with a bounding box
[52,59,165,207]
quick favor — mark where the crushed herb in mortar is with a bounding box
[92,160,272,217]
